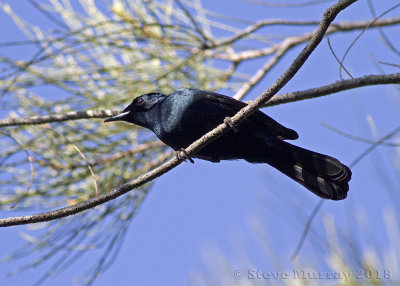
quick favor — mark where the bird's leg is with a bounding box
[175,148,195,164]
[224,117,238,132]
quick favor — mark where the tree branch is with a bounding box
[0,110,119,127]
[0,0,357,227]
[2,72,396,128]
[231,17,400,100]
[233,39,292,100]
[2,73,397,128]
[215,19,321,47]
[264,73,400,107]
[210,17,400,62]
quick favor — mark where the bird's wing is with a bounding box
[199,90,299,140]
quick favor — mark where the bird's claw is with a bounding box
[224,117,238,132]
[176,148,194,164]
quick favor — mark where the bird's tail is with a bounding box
[260,141,351,200]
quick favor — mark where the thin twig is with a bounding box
[0,131,35,209]
[291,199,324,260]
[322,122,400,146]
[291,125,400,260]
[339,4,400,78]
[43,127,99,196]
[174,0,212,44]
[378,61,400,69]
[366,0,400,57]
[350,126,400,168]
[327,37,353,79]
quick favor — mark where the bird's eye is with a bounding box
[136,97,145,106]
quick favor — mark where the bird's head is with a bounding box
[104,92,166,126]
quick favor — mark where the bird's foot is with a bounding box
[224,117,238,132]
[175,148,194,164]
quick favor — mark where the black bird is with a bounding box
[105,88,351,200]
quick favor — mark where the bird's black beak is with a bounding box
[104,111,130,123]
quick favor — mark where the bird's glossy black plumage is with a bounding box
[105,88,351,200]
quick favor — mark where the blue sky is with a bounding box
[1,1,400,285]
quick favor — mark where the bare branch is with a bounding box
[264,73,400,107]
[215,19,321,47]
[0,0,358,227]
[0,110,119,127]
[233,39,292,100]
[242,0,334,8]
[1,73,397,129]
[2,80,395,146]
[231,17,400,99]
[211,17,400,62]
